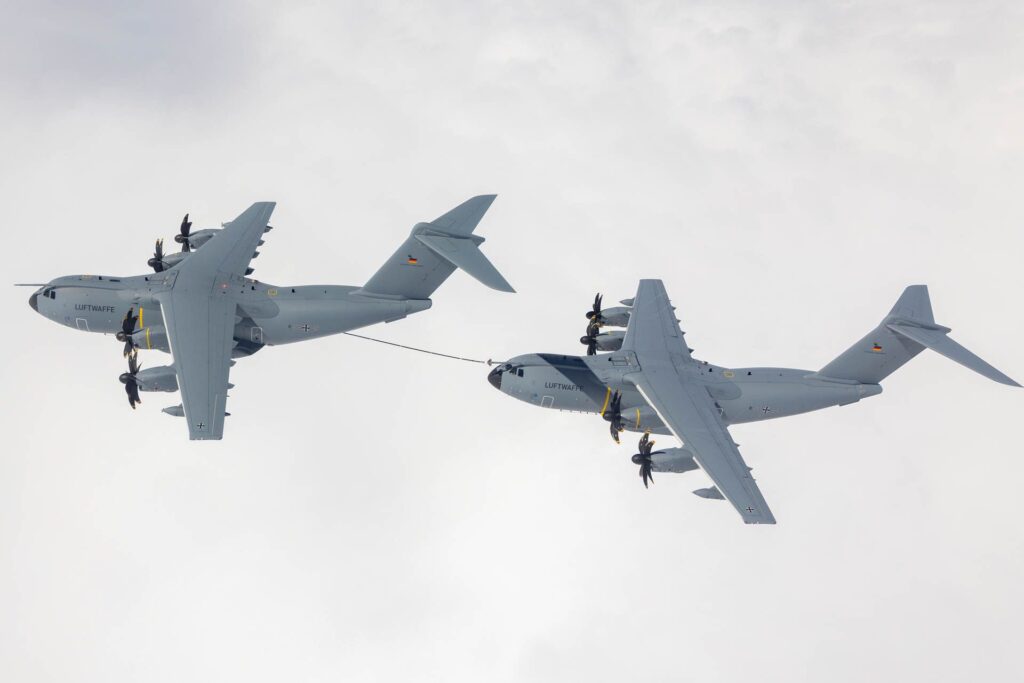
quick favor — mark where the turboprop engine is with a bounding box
[134,365,178,392]
[647,447,699,473]
[631,433,698,488]
[184,228,220,249]
[584,293,631,327]
[581,326,626,354]
[597,306,631,327]
[594,330,624,351]
[131,325,170,353]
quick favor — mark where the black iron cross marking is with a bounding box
[197,421,205,429]
[746,506,755,513]
[761,405,772,415]
[300,323,311,332]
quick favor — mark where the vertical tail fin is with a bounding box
[887,284,934,324]
[818,285,1019,386]
[359,195,514,299]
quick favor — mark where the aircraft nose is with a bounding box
[487,366,502,390]
[28,291,39,312]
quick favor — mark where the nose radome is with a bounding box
[28,291,39,312]
[487,367,502,390]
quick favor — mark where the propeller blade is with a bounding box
[586,292,604,321]
[121,308,136,335]
[175,214,193,252]
[640,462,654,488]
[125,381,141,409]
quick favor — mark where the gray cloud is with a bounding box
[1,2,1022,682]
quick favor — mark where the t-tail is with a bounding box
[817,285,1020,387]
[356,195,514,300]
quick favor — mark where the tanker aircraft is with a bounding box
[22,196,513,439]
[487,280,1019,524]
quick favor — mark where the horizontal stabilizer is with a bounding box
[888,323,1021,387]
[415,232,515,293]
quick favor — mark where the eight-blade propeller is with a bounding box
[119,351,143,410]
[173,213,192,252]
[115,307,138,357]
[603,390,624,443]
[147,238,165,272]
[631,433,656,488]
[579,320,601,355]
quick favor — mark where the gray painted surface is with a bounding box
[26,197,513,439]
[488,280,1017,524]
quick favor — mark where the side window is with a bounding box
[517,368,524,377]
[50,290,57,299]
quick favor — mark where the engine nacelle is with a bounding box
[187,228,220,249]
[135,365,178,392]
[599,306,631,327]
[132,325,170,353]
[595,330,625,351]
[161,251,191,268]
[650,447,699,474]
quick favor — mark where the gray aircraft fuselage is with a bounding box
[28,272,430,356]
[487,351,881,432]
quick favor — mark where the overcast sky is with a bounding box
[2,2,1023,681]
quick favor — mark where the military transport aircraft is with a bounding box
[487,280,1019,524]
[21,196,513,440]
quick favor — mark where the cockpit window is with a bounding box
[517,369,524,377]
[49,290,56,299]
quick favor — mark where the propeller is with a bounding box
[631,433,656,488]
[119,351,143,410]
[585,292,604,324]
[115,307,138,357]
[579,320,601,355]
[173,213,192,252]
[147,238,165,272]
[602,390,624,443]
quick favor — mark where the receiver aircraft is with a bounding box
[487,280,1019,524]
[22,196,513,439]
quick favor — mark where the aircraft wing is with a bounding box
[158,202,276,440]
[182,202,276,277]
[622,280,776,524]
[158,290,236,439]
